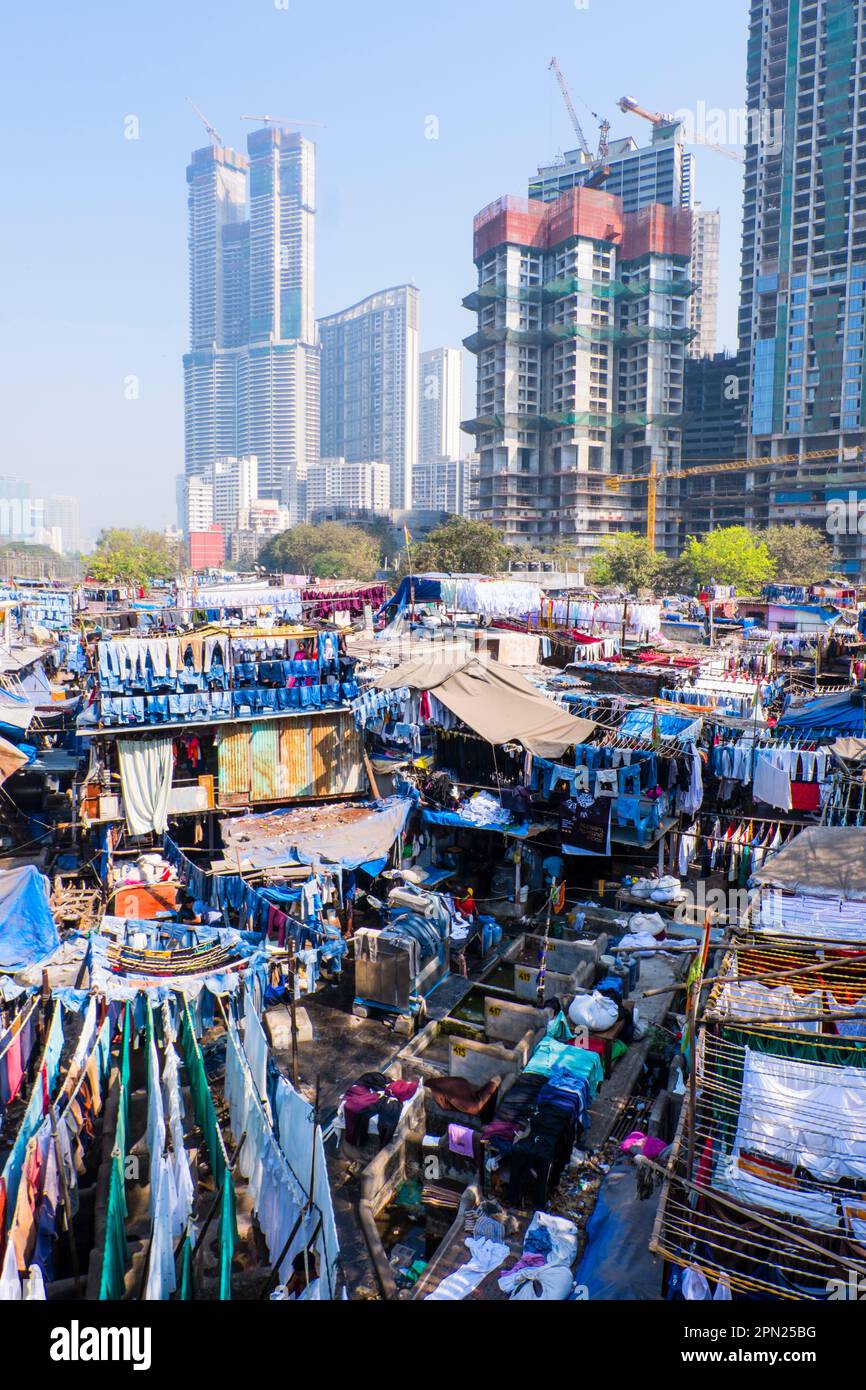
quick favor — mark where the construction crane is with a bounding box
[618,94,744,164]
[186,97,225,147]
[239,114,326,128]
[550,58,592,160]
[604,449,842,553]
[549,59,611,188]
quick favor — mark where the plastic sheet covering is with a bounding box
[0,866,58,972]
[750,827,866,901]
[220,797,413,873]
[0,736,30,786]
[573,1161,662,1300]
[777,690,865,735]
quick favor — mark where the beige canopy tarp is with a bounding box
[0,736,29,788]
[750,826,866,901]
[829,737,866,768]
[372,655,595,759]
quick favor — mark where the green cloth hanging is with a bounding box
[178,1233,195,1301]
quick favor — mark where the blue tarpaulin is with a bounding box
[620,709,699,740]
[421,807,533,837]
[572,1161,662,1300]
[377,576,444,616]
[777,690,865,735]
[0,865,60,971]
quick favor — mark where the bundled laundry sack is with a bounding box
[499,1263,575,1301]
[568,991,618,1032]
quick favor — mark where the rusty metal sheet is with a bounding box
[251,721,282,803]
[311,711,364,796]
[217,724,251,805]
[279,719,315,798]
[218,712,364,806]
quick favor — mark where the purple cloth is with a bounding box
[447,1123,476,1157]
[620,1130,668,1161]
[507,1253,546,1275]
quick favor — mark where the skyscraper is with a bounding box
[740,0,866,574]
[419,347,463,464]
[688,205,720,359]
[529,125,693,213]
[464,189,693,559]
[319,285,420,510]
[183,145,249,480]
[531,122,719,378]
[43,496,81,556]
[183,129,320,524]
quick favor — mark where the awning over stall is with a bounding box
[371,656,595,759]
[750,827,866,901]
[777,690,865,735]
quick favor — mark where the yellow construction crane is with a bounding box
[617,95,744,164]
[604,449,842,552]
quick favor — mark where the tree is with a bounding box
[651,552,698,597]
[258,522,380,580]
[405,516,509,576]
[86,529,180,586]
[588,535,658,592]
[682,526,774,593]
[354,515,402,567]
[762,524,836,586]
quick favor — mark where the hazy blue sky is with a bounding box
[3,0,749,540]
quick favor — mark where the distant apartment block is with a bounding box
[688,206,720,359]
[412,456,472,516]
[680,351,746,536]
[464,188,693,559]
[738,0,866,577]
[306,458,391,519]
[419,347,464,464]
[319,285,419,511]
[183,130,320,523]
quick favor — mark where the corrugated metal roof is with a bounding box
[217,725,251,805]
[218,711,364,806]
[251,721,282,803]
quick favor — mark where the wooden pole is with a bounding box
[638,1151,866,1279]
[363,751,381,800]
[190,1130,246,1267]
[536,881,555,1007]
[288,939,300,1087]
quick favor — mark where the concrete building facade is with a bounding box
[464,189,694,560]
[739,0,866,577]
[183,130,320,525]
[306,458,391,518]
[319,285,419,511]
